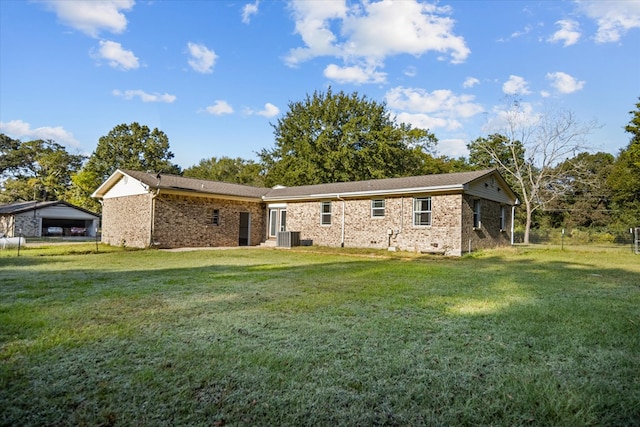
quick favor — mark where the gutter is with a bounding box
[262,184,465,202]
[510,198,520,246]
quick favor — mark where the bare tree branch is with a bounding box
[469,101,599,243]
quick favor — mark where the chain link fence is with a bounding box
[513,227,639,253]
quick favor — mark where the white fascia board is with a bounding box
[262,184,464,202]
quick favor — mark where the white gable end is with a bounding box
[102,174,149,199]
[466,174,516,204]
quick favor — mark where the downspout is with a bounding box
[337,194,345,247]
[149,173,163,247]
[399,195,404,234]
[98,200,103,242]
[510,205,516,246]
[390,196,405,249]
[150,188,160,247]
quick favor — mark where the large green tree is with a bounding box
[72,123,181,210]
[608,99,640,226]
[184,156,264,187]
[84,122,181,182]
[258,88,438,187]
[0,135,86,203]
[545,152,615,228]
[468,102,597,243]
[0,134,22,176]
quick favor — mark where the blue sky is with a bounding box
[1,0,639,169]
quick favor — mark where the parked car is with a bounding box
[70,227,86,236]
[47,227,63,236]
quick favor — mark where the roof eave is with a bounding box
[262,184,465,202]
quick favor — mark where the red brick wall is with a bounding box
[285,193,511,256]
[152,194,265,248]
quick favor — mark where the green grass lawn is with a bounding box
[1,245,639,426]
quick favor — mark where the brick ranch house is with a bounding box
[92,169,518,256]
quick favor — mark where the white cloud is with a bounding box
[483,102,541,134]
[548,19,581,46]
[497,22,545,43]
[187,42,217,74]
[546,71,585,94]
[510,24,533,39]
[112,89,176,103]
[340,1,470,63]
[323,63,386,84]
[386,87,483,131]
[251,103,280,118]
[41,0,134,38]
[576,0,640,43]
[502,75,531,95]
[404,66,417,77]
[242,1,260,24]
[463,77,480,88]
[0,119,80,147]
[205,100,234,115]
[94,40,139,70]
[285,0,469,78]
[387,87,483,117]
[285,0,347,65]
[438,138,469,158]
[394,112,453,131]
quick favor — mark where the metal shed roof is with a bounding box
[0,200,99,217]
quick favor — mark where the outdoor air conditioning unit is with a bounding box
[277,231,301,248]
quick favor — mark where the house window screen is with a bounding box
[473,200,481,229]
[371,199,385,217]
[413,197,431,226]
[321,202,332,225]
[499,206,506,231]
[206,208,220,226]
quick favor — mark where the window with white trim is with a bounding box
[206,208,220,226]
[320,201,332,225]
[413,197,431,226]
[473,200,481,229]
[499,205,506,231]
[371,199,385,218]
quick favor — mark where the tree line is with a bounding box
[1,89,638,243]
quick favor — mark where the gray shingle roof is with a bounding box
[121,170,271,199]
[118,168,499,201]
[263,169,496,200]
